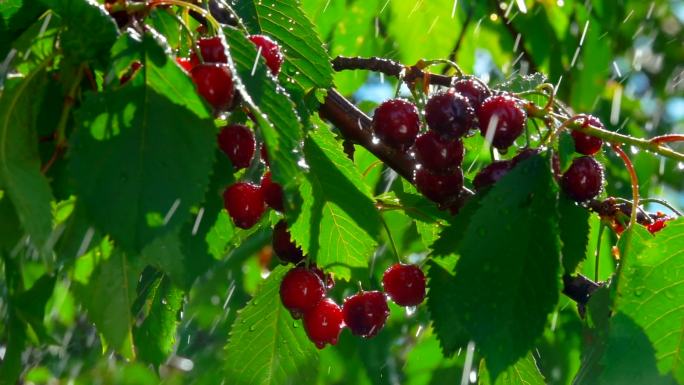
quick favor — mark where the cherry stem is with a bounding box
[380,216,401,264]
[594,223,605,282]
[638,198,683,217]
[611,144,639,229]
[149,0,220,34]
[541,114,584,146]
[649,134,684,145]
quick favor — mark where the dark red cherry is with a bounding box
[342,291,389,339]
[472,160,513,191]
[414,167,464,203]
[280,267,325,319]
[192,36,227,64]
[260,145,270,166]
[248,34,284,75]
[382,263,426,306]
[414,131,464,173]
[272,220,304,264]
[303,298,344,349]
[261,172,284,212]
[372,99,420,150]
[425,89,475,137]
[191,64,235,111]
[511,148,540,166]
[477,94,527,150]
[218,124,256,170]
[561,156,604,202]
[571,115,604,155]
[223,182,266,229]
[452,78,491,112]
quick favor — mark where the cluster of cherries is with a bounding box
[175,34,284,112]
[279,258,426,349]
[370,80,609,206]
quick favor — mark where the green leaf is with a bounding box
[13,273,56,343]
[606,218,684,383]
[223,27,304,207]
[289,128,381,280]
[426,255,468,356]
[235,0,333,90]
[558,195,590,273]
[74,247,140,359]
[0,194,22,252]
[70,33,216,252]
[451,155,561,379]
[0,0,48,59]
[133,275,183,366]
[224,266,318,384]
[479,353,546,385]
[40,0,118,62]
[0,69,54,248]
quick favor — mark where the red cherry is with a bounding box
[477,94,527,150]
[571,115,604,155]
[372,99,420,150]
[223,182,265,229]
[248,34,284,75]
[561,156,604,202]
[191,64,235,111]
[425,89,475,137]
[176,57,195,73]
[192,36,228,64]
[342,291,389,338]
[303,298,344,349]
[382,263,426,306]
[280,267,325,319]
[414,167,464,203]
[272,220,304,265]
[414,131,464,173]
[452,78,491,112]
[261,172,284,212]
[646,218,669,234]
[218,124,256,170]
[472,160,513,191]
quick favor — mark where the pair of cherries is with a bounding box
[179,35,283,111]
[279,263,426,349]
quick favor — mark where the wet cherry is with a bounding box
[382,264,426,306]
[303,298,344,349]
[342,291,389,339]
[280,267,326,319]
[223,182,265,229]
[218,124,256,170]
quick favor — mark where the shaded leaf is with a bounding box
[0,69,54,248]
[70,33,215,252]
[426,255,468,356]
[558,195,590,274]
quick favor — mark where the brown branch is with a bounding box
[331,56,453,87]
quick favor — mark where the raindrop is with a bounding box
[634,287,644,297]
[249,325,257,332]
[405,306,417,317]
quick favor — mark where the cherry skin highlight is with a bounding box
[342,291,389,338]
[424,89,475,137]
[280,267,326,319]
[191,64,234,111]
[249,34,285,75]
[193,36,227,64]
[561,156,604,202]
[372,99,420,150]
[414,131,464,173]
[223,182,266,229]
[303,298,344,349]
[477,94,527,150]
[382,263,426,306]
[272,220,304,264]
[218,124,256,170]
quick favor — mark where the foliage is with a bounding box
[0,1,683,384]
